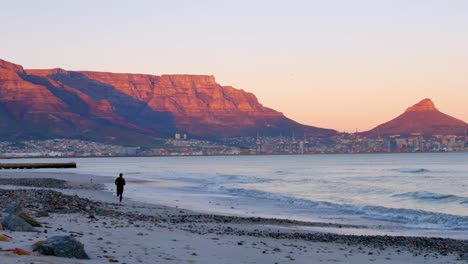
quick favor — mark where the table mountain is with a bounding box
[0,58,334,145]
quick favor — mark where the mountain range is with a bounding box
[1,58,466,146]
[0,58,334,145]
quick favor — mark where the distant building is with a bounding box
[289,133,298,153]
[119,148,139,155]
[389,139,397,152]
[256,132,263,154]
[465,130,468,149]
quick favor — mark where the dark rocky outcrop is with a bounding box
[33,235,89,259]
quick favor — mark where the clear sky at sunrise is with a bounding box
[1,0,467,132]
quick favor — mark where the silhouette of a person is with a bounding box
[115,173,126,202]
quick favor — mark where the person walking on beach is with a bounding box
[115,173,126,202]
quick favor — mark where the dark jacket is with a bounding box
[115,177,126,187]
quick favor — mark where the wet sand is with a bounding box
[0,171,466,263]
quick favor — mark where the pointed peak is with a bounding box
[0,58,24,73]
[405,98,438,113]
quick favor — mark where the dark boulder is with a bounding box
[33,236,89,259]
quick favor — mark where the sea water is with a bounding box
[8,153,468,239]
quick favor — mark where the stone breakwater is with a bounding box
[0,185,467,260]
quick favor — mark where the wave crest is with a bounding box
[393,191,468,203]
[390,168,431,173]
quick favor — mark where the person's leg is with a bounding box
[117,187,123,202]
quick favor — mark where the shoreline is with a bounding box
[3,170,466,239]
[1,150,467,161]
[0,171,467,263]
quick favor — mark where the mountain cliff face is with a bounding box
[365,99,467,137]
[0,58,334,145]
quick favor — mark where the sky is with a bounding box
[1,0,467,132]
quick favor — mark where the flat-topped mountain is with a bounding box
[365,98,467,137]
[0,58,334,145]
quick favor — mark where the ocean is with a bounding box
[7,153,468,239]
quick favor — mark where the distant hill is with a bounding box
[364,98,467,137]
[0,58,335,145]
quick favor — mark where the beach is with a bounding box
[0,170,467,264]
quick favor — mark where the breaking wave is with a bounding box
[393,191,468,204]
[219,187,468,230]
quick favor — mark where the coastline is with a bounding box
[0,171,466,263]
[1,149,467,161]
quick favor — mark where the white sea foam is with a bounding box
[215,187,468,230]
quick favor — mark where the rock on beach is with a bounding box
[33,235,89,259]
[1,213,37,232]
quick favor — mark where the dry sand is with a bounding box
[0,171,466,264]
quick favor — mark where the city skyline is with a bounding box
[1,1,467,132]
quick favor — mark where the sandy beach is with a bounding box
[0,171,466,264]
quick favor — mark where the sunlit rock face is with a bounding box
[0,58,334,143]
[365,98,467,137]
[404,98,437,113]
